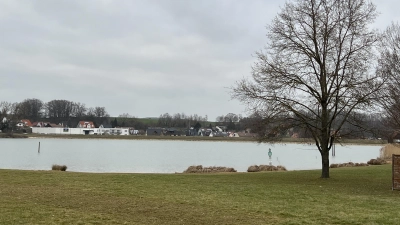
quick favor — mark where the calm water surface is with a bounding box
[0,138,382,173]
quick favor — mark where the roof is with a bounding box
[21,119,32,127]
[77,121,95,128]
[47,123,63,128]
[32,122,51,127]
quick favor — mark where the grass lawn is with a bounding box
[1,165,399,225]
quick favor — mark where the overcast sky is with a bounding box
[1,0,399,121]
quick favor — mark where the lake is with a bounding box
[0,138,382,173]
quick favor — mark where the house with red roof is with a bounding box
[77,121,95,128]
[32,121,50,127]
[16,119,33,127]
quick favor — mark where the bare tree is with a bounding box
[376,22,400,130]
[45,100,73,118]
[72,102,87,118]
[93,106,109,118]
[87,107,95,117]
[224,113,239,123]
[15,98,44,121]
[157,113,172,127]
[119,113,134,118]
[216,115,225,122]
[0,101,13,118]
[233,0,382,178]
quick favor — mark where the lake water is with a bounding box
[0,138,382,173]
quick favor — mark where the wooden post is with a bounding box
[38,142,40,153]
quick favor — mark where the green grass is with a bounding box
[0,165,399,224]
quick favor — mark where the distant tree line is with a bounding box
[0,99,244,132]
[157,113,208,128]
[1,98,387,139]
[0,98,110,131]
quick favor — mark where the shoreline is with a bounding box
[0,133,387,145]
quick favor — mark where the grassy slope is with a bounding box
[1,165,399,225]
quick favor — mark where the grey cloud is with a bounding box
[1,0,398,120]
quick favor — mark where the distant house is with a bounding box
[215,126,227,132]
[16,119,32,127]
[165,128,182,136]
[77,121,96,128]
[45,123,64,128]
[389,131,400,143]
[198,128,213,136]
[146,127,163,136]
[186,127,197,136]
[32,122,51,127]
[228,132,240,137]
[213,132,228,137]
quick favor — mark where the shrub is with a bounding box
[183,165,236,173]
[330,162,369,168]
[247,165,259,172]
[367,158,386,165]
[247,165,287,172]
[277,165,287,171]
[52,164,67,171]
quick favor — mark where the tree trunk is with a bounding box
[320,150,330,178]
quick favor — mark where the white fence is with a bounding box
[32,127,130,135]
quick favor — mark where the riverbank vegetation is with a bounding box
[0,165,399,224]
[381,144,400,160]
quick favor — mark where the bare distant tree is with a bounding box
[119,113,135,118]
[72,102,87,118]
[157,113,172,127]
[94,106,109,118]
[215,115,225,122]
[224,113,239,123]
[376,22,400,130]
[233,0,382,178]
[45,100,73,118]
[87,107,95,117]
[0,101,13,118]
[15,98,44,121]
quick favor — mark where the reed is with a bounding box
[381,144,400,160]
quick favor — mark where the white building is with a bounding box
[32,127,130,135]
